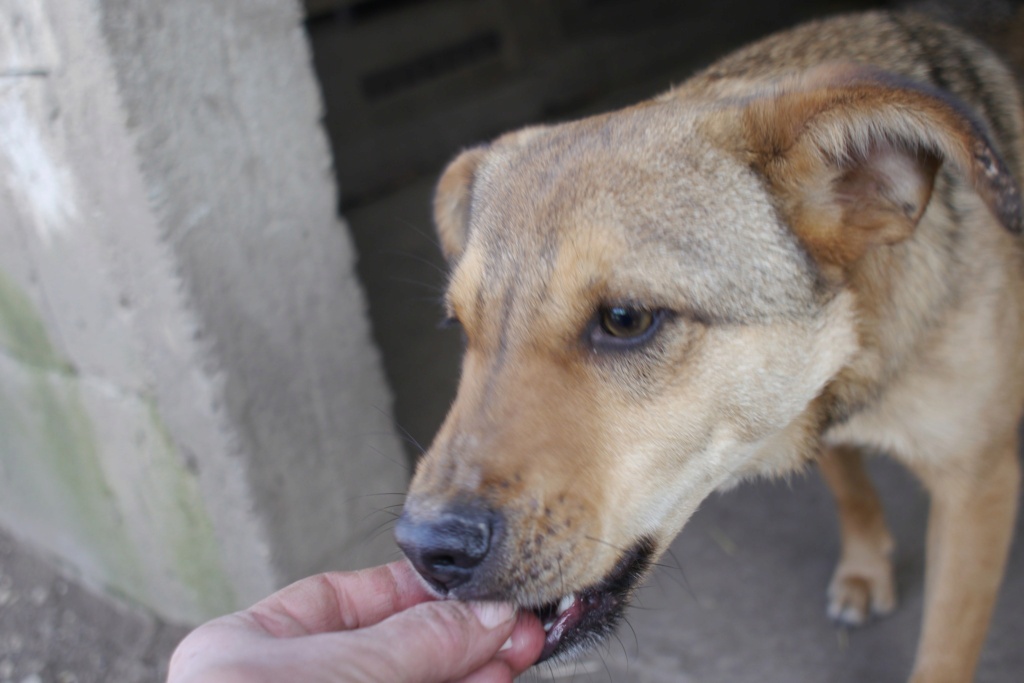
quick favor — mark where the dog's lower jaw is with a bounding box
[709,413,828,495]
[529,537,656,663]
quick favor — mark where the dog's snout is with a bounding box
[395,505,496,593]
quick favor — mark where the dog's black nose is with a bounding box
[395,505,495,593]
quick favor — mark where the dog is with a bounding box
[395,9,1024,682]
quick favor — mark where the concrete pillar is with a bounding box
[0,0,407,624]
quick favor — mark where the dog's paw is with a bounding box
[826,545,896,626]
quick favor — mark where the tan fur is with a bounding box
[406,10,1024,682]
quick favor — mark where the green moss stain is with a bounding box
[0,271,236,619]
[145,398,237,615]
[0,271,70,371]
[34,370,145,587]
[0,272,143,589]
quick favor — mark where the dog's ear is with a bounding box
[434,127,550,262]
[734,65,1022,270]
[434,146,488,263]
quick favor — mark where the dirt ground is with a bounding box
[0,528,187,683]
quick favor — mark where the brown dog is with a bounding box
[396,10,1024,682]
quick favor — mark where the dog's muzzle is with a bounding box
[395,503,498,594]
[397,502,654,663]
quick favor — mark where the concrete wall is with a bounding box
[0,0,407,624]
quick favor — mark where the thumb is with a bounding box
[348,600,518,683]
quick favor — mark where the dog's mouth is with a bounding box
[528,538,655,663]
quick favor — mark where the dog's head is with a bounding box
[396,65,1021,661]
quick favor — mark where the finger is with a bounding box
[337,600,518,683]
[244,560,438,637]
[451,660,513,683]
[494,608,545,676]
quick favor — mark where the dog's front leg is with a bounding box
[907,431,1020,683]
[819,445,897,625]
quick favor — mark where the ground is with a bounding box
[0,528,187,683]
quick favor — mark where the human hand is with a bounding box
[167,560,545,683]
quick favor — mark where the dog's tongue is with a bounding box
[539,594,583,661]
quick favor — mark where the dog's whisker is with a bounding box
[665,546,691,586]
[376,247,450,278]
[609,630,629,662]
[597,647,615,683]
[385,274,448,296]
[407,295,450,306]
[363,513,398,534]
[581,535,632,553]
[364,429,425,458]
[361,518,400,545]
[621,603,657,612]
[369,404,428,456]
[648,559,693,597]
[392,216,444,252]
[621,615,640,656]
[367,507,402,522]
[365,526,398,547]
[349,491,408,501]
[358,507,401,524]
[557,557,566,605]
[362,444,413,475]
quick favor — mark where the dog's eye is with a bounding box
[598,306,656,340]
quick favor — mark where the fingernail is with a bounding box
[499,636,513,652]
[470,602,516,629]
